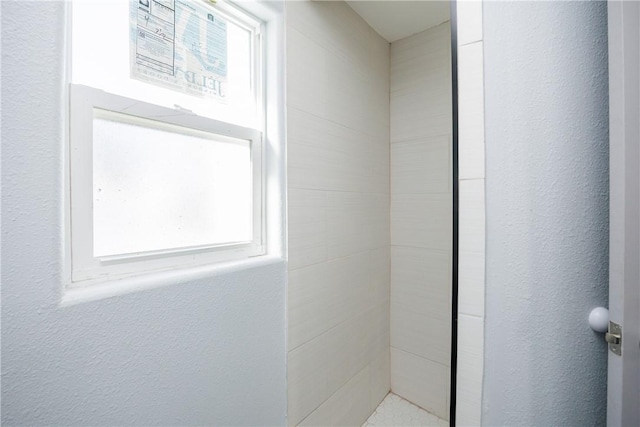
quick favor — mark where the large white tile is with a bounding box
[288,336,329,426]
[323,302,389,399]
[325,310,372,396]
[368,27,390,83]
[286,1,346,56]
[288,189,327,271]
[328,253,374,330]
[288,108,387,193]
[288,262,336,351]
[365,93,391,143]
[391,247,451,318]
[458,250,485,317]
[286,28,327,117]
[341,253,377,319]
[459,180,485,254]
[390,301,451,366]
[391,348,450,420]
[456,1,483,46]
[299,366,373,427]
[459,134,485,181]
[323,1,370,71]
[288,0,370,73]
[390,85,452,144]
[286,0,334,47]
[287,108,358,191]
[391,194,452,250]
[390,23,451,144]
[288,253,370,350]
[458,42,485,180]
[391,136,451,195]
[367,134,391,194]
[367,302,391,356]
[325,50,371,133]
[390,23,451,94]
[288,1,378,134]
[287,0,390,136]
[368,76,390,141]
[369,348,391,412]
[327,192,389,259]
[370,246,391,307]
[365,29,391,140]
[456,315,484,427]
[391,57,450,96]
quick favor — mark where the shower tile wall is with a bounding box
[456,1,486,425]
[286,1,391,426]
[389,23,452,421]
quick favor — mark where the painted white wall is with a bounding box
[345,1,449,43]
[285,1,391,425]
[482,1,609,425]
[1,1,287,425]
[389,22,452,421]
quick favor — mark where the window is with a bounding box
[68,0,266,286]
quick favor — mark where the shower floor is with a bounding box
[362,393,449,427]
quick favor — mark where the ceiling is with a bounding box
[345,1,450,43]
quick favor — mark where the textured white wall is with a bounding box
[389,22,452,421]
[482,1,609,425]
[285,1,391,425]
[1,1,287,425]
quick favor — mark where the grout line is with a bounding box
[389,245,451,252]
[390,346,452,370]
[457,313,484,321]
[287,300,390,354]
[391,193,453,198]
[295,362,374,427]
[287,23,375,81]
[288,187,391,196]
[390,134,453,145]
[458,39,483,48]
[389,244,453,252]
[390,191,454,196]
[287,245,391,273]
[287,105,390,140]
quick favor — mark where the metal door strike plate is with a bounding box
[605,321,622,356]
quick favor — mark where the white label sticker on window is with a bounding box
[130,0,228,100]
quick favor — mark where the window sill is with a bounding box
[60,254,285,307]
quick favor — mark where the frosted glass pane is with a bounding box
[93,111,252,257]
[72,0,258,128]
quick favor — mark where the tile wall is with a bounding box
[455,1,486,426]
[389,23,453,421]
[285,1,391,425]
[286,2,486,425]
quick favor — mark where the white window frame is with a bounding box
[64,0,272,290]
[69,85,264,285]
